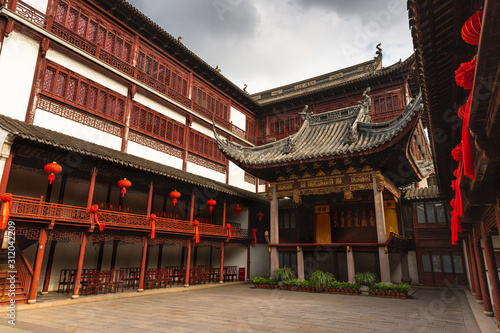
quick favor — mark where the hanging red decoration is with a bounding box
[452,143,463,162]
[0,193,12,230]
[207,199,216,213]
[455,58,476,90]
[252,228,257,244]
[169,190,181,206]
[117,178,131,198]
[226,223,232,239]
[90,204,104,232]
[461,10,483,45]
[234,205,242,217]
[193,220,199,243]
[256,211,264,222]
[461,94,476,180]
[44,161,62,185]
[150,214,156,239]
[457,104,466,120]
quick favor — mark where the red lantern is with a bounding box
[44,161,62,184]
[117,178,131,198]
[256,211,264,222]
[169,190,181,206]
[461,10,483,45]
[207,199,216,213]
[234,205,242,217]
[452,143,463,162]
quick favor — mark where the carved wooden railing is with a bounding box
[16,244,33,297]
[8,195,248,239]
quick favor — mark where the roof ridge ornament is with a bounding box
[345,87,372,144]
[299,105,311,121]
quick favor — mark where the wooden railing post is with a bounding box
[27,229,47,304]
[184,239,191,287]
[86,168,97,208]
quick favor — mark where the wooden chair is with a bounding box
[57,269,71,293]
[109,270,125,293]
[161,267,173,288]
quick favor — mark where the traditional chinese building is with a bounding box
[408,0,500,329]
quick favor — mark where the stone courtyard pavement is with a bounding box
[0,283,489,332]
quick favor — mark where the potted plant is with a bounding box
[399,283,410,298]
[270,267,295,289]
[354,271,378,296]
[307,270,335,292]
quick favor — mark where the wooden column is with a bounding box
[468,233,482,301]
[481,222,500,325]
[41,240,57,294]
[157,244,163,269]
[270,185,279,273]
[72,232,87,299]
[86,168,97,208]
[146,181,154,216]
[138,237,148,292]
[219,242,225,283]
[57,174,67,205]
[189,191,195,222]
[372,175,391,283]
[222,199,227,226]
[465,235,478,296]
[184,239,192,287]
[27,229,48,304]
[472,228,493,315]
[297,246,304,281]
[25,38,49,124]
[346,246,355,283]
[0,146,14,194]
[110,239,119,270]
[96,241,105,271]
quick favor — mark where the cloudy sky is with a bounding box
[127,0,414,94]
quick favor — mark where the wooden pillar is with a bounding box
[86,168,97,208]
[297,246,304,280]
[96,241,105,271]
[138,237,148,292]
[157,244,163,269]
[25,37,49,124]
[346,246,355,283]
[146,181,154,216]
[27,229,48,304]
[481,222,500,325]
[121,85,135,153]
[110,239,119,270]
[372,175,391,283]
[223,200,227,226]
[472,228,493,315]
[57,174,67,205]
[270,185,279,273]
[219,242,225,283]
[184,239,192,287]
[41,240,57,294]
[0,144,13,194]
[468,233,482,301]
[189,191,195,222]
[72,232,87,299]
[465,235,478,296]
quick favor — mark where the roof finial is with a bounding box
[215,64,221,73]
[375,43,382,58]
[243,84,248,94]
[177,36,183,44]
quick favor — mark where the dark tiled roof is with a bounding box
[0,115,267,203]
[216,91,422,166]
[403,185,441,200]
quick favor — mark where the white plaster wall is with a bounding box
[228,161,254,192]
[250,244,270,278]
[24,0,48,13]
[33,109,122,150]
[186,162,225,183]
[46,49,128,96]
[224,246,247,280]
[230,106,245,130]
[226,203,249,229]
[408,250,420,284]
[134,93,186,124]
[191,121,215,138]
[126,141,183,171]
[258,184,266,193]
[389,253,402,283]
[0,31,39,121]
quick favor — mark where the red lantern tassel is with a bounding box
[48,174,55,184]
[252,228,257,244]
[150,214,156,239]
[462,93,475,180]
[0,193,12,230]
[172,198,177,206]
[90,204,104,232]
[193,220,199,243]
[450,162,463,245]
[227,224,231,239]
[120,188,126,197]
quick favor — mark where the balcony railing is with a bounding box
[7,195,248,239]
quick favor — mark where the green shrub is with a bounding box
[354,272,378,286]
[307,270,336,289]
[270,267,296,282]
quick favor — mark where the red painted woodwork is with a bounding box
[184,239,191,286]
[0,150,13,194]
[72,232,87,297]
[41,240,57,293]
[481,223,500,319]
[188,131,226,165]
[86,168,97,208]
[138,237,148,291]
[27,228,47,303]
[472,229,493,313]
[219,242,224,283]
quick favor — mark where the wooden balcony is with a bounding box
[7,195,248,239]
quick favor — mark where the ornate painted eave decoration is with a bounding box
[216,90,423,169]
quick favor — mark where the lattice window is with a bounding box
[41,61,126,124]
[374,94,400,114]
[188,131,226,164]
